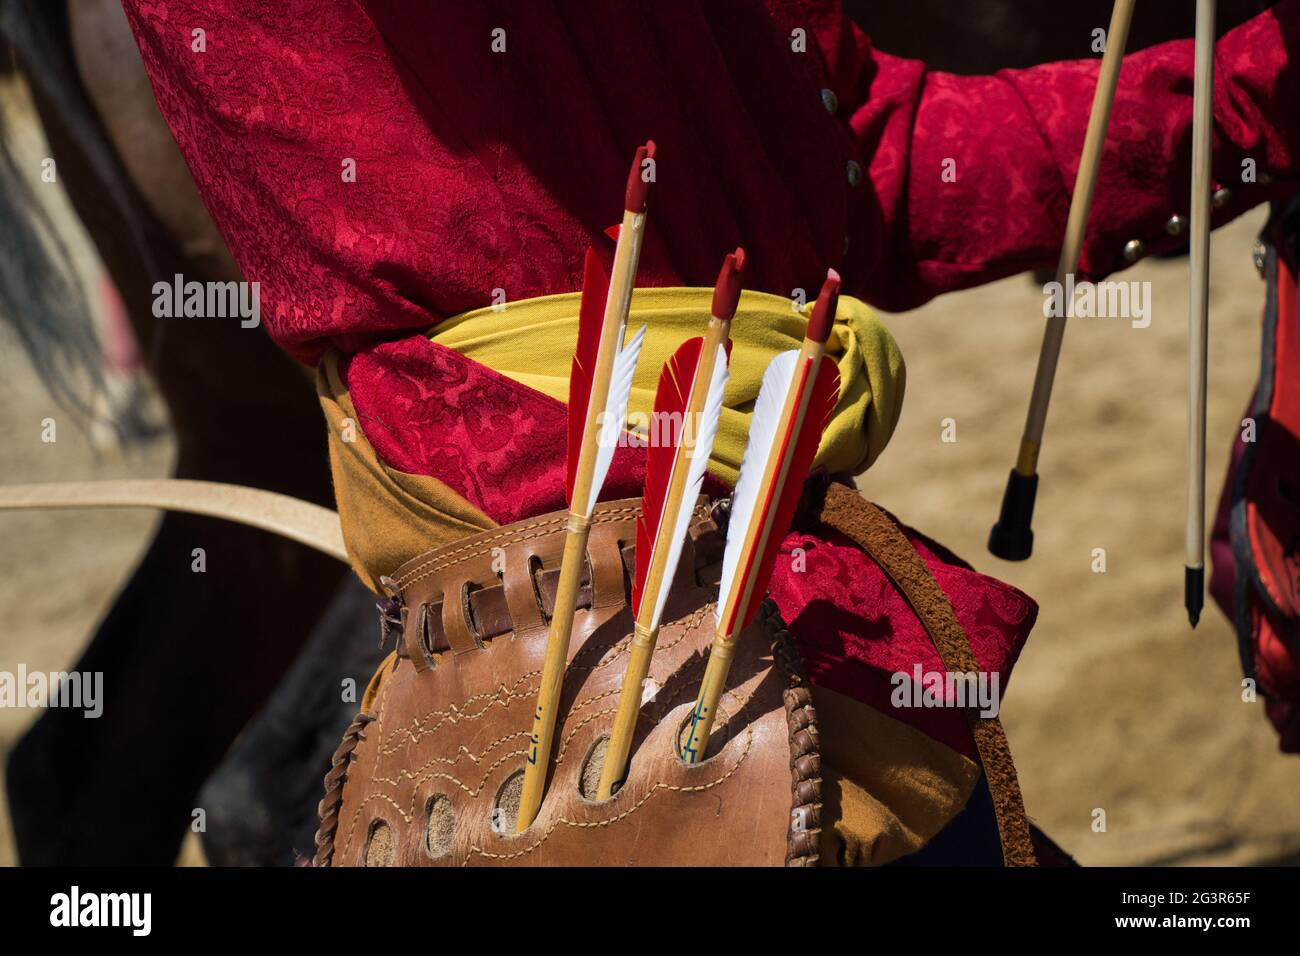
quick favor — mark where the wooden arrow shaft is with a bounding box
[596,316,730,799]
[515,208,646,832]
[685,337,826,763]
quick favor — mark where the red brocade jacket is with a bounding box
[122,1,1300,766]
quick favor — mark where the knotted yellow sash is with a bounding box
[430,287,905,485]
[318,286,905,593]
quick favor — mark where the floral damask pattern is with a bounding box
[124,1,1300,361]
[768,525,1036,758]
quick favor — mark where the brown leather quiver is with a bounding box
[314,497,822,866]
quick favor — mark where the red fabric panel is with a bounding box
[344,335,733,524]
[768,524,1036,760]
[122,0,1300,364]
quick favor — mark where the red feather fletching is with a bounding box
[632,334,736,616]
[633,337,702,616]
[566,244,613,506]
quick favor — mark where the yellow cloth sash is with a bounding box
[429,287,905,484]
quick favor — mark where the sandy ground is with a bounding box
[866,207,1300,866]
[2,77,1299,866]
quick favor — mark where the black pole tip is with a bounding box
[988,469,1038,561]
[1185,565,1204,629]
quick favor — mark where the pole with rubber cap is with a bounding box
[989,0,1137,561]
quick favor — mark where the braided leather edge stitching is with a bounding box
[761,598,822,867]
[817,481,1038,867]
[313,712,376,867]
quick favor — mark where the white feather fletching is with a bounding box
[716,349,799,627]
[648,347,729,628]
[581,324,646,517]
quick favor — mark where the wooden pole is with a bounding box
[1186,0,1216,627]
[988,0,1137,561]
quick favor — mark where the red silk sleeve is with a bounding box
[849,0,1300,311]
[121,0,1300,365]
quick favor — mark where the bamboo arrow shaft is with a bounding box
[516,515,590,828]
[683,337,825,764]
[680,631,736,764]
[596,316,729,799]
[516,207,645,832]
[597,622,658,798]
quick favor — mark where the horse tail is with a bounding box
[0,0,159,423]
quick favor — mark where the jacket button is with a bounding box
[820,88,839,114]
[1122,238,1146,263]
[846,159,863,187]
[1165,214,1186,237]
[1212,187,1232,209]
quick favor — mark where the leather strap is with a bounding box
[388,497,723,668]
[816,481,1038,867]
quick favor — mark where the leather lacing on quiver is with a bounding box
[313,712,374,867]
[760,598,823,866]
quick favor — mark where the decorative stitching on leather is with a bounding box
[371,695,613,796]
[573,604,710,668]
[339,643,714,851]
[464,724,756,862]
[353,701,621,826]
[376,673,540,755]
[343,671,687,825]
[392,513,573,588]
[368,749,530,805]
[393,506,644,591]
[376,604,711,756]
[377,730,532,777]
